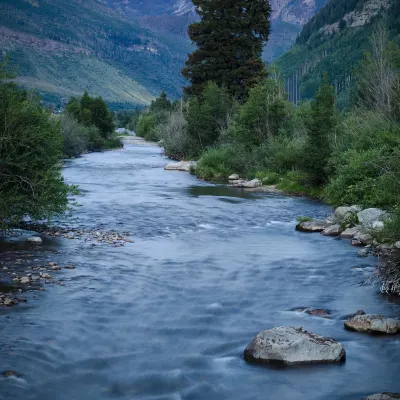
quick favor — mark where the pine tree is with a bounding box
[305,73,336,185]
[182,0,271,101]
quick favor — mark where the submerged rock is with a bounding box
[244,326,345,365]
[321,224,343,237]
[344,314,400,334]
[296,220,330,233]
[364,393,400,400]
[164,161,197,172]
[27,237,42,244]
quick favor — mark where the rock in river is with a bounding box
[244,326,346,365]
[27,237,42,244]
[296,220,330,233]
[164,161,197,172]
[364,394,400,400]
[340,227,359,239]
[321,224,343,237]
[344,314,400,334]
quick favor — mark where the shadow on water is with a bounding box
[187,185,259,200]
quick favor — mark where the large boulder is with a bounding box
[344,314,400,334]
[357,208,384,228]
[334,206,362,223]
[244,326,346,365]
[296,220,330,233]
[364,394,400,400]
[164,161,197,172]
[321,224,343,237]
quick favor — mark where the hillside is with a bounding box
[0,0,328,107]
[275,0,400,104]
[0,0,192,107]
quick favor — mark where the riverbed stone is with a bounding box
[164,161,197,172]
[394,241,400,249]
[228,174,240,180]
[230,179,262,188]
[353,232,373,245]
[340,227,359,239]
[321,224,343,237]
[357,208,384,228]
[244,326,345,365]
[364,394,400,400]
[27,237,42,244]
[20,276,30,284]
[296,220,330,233]
[344,314,400,334]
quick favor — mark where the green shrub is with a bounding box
[196,145,250,181]
[136,114,158,141]
[60,114,89,158]
[233,77,293,147]
[186,82,233,157]
[0,82,72,229]
[160,110,189,160]
[255,171,280,185]
[296,216,313,223]
[276,171,323,197]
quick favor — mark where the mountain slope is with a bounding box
[0,0,192,106]
[275,0,400,104]
[0,0,328,107]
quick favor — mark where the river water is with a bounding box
[1,144,399,400]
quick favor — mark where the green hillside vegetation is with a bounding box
[275,0,400,105]
[0,0,192,106]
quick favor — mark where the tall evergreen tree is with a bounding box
[182,0,272,101]
[305,73,337,185]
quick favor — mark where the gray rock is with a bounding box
[164,161,197,172]
[20,276,30,284]
[244,326,345,365]
[340,227,359,239]
[321,224,343,237]
[364,394,400,400]
[354,232,373,245]
[27,237,42,244]
[334,206,362,222]
[344,314,400,334]
[357,208,384,228]
[228,174,240,180]
[230,179,262,188]
[296,220,330,233]
[358,248,369,258]
[372,220,385,230]
[394,241,400,249]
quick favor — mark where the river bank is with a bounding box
[1,143,400,399]
[164,158,400,297]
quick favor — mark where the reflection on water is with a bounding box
[0,145,399,400]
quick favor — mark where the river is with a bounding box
[1,143,399,400]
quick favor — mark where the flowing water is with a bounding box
[1,144,399,400]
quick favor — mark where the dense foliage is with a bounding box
[65,92,122,152]
[182,0,271,100]
[0,62,72,229]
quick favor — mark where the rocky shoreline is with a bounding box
[165,159,400,398]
